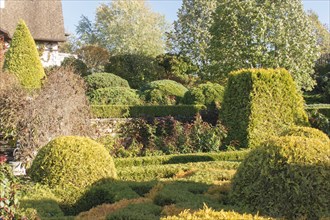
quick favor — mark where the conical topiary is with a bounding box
[4,19,45,89]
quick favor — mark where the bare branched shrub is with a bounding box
[16,67,92,162]
[0,71,27,142]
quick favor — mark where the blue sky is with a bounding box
[62,0,330,34]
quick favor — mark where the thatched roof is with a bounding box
[0,0,66,42]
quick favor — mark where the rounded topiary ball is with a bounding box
[29,136,117,189]
[231,136,330,219]
[281,126,329,142]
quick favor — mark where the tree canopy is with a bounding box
[169,0,217,77]
[208,0,319,91]
[95,0,168,57]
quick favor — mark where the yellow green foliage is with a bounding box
[4,19,45,89]
[75,198,151,220]
[231,136,330,219]
[221,68,308,148]
[29,136,117,189]
[281,126,329,142]
[161,205,274,220]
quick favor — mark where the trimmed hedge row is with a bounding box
[116,161,239,182]
[221,68,308,148]
[306,104,330,117]
[91,105,206,118]
[114,150,248,168]
[162,206,275,220]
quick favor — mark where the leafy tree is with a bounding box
[95,0,168,57]
[77,45,110,72]
[169,0,217,76]
[307,10,330,55]
[4,19,45,89]
[76,15,101,46]
[208,0,319,91]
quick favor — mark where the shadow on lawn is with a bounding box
[62,178,253,220]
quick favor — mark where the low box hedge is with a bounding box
[114,150,248,168]
[116,161,239,182]
[306,104,330,118]
[91,105,206,118]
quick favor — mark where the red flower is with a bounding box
[0,155,7,164]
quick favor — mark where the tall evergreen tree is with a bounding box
[95,0,168,57]
[169,0,217,77]
[4,20,45,89]
[208,0,319,91]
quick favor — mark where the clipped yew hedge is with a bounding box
[231,136,330,219]
[114,150,248,168]
[183,82,225,106]
[142,80,188,105]
[88,87,142,105]
[4,19,45,89]
[281,126,329,142]
[221,68,308,148]
[84,72,130,92]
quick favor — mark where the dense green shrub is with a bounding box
[29,136,117,189]
[183,82,225,106]
[4,19,45,89]
[61,57,89,77]
[84,72,129,92]
[105,54,166,89]
[161,206,274,220]
[231,136,330,219]
[89,87,142,105]
[106,202,162,220]
[307,110,330,136]
[141,80,188,105]
[115,116,227,157]
[156,53,198,86]
[281,126,329,141]
[221,68,308,148]
[313,54,330,103]
[91,105,206,118]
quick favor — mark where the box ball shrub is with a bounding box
[221,68,308,148]
[61,56,89,77]
[4,19,45,89]
[29,136,117,189]
[84,72,130,92]
[281,126,329,142]
[183,82,225,106]
[231,136,330,219]
[142,80,188,105]
[89,87,142,105]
